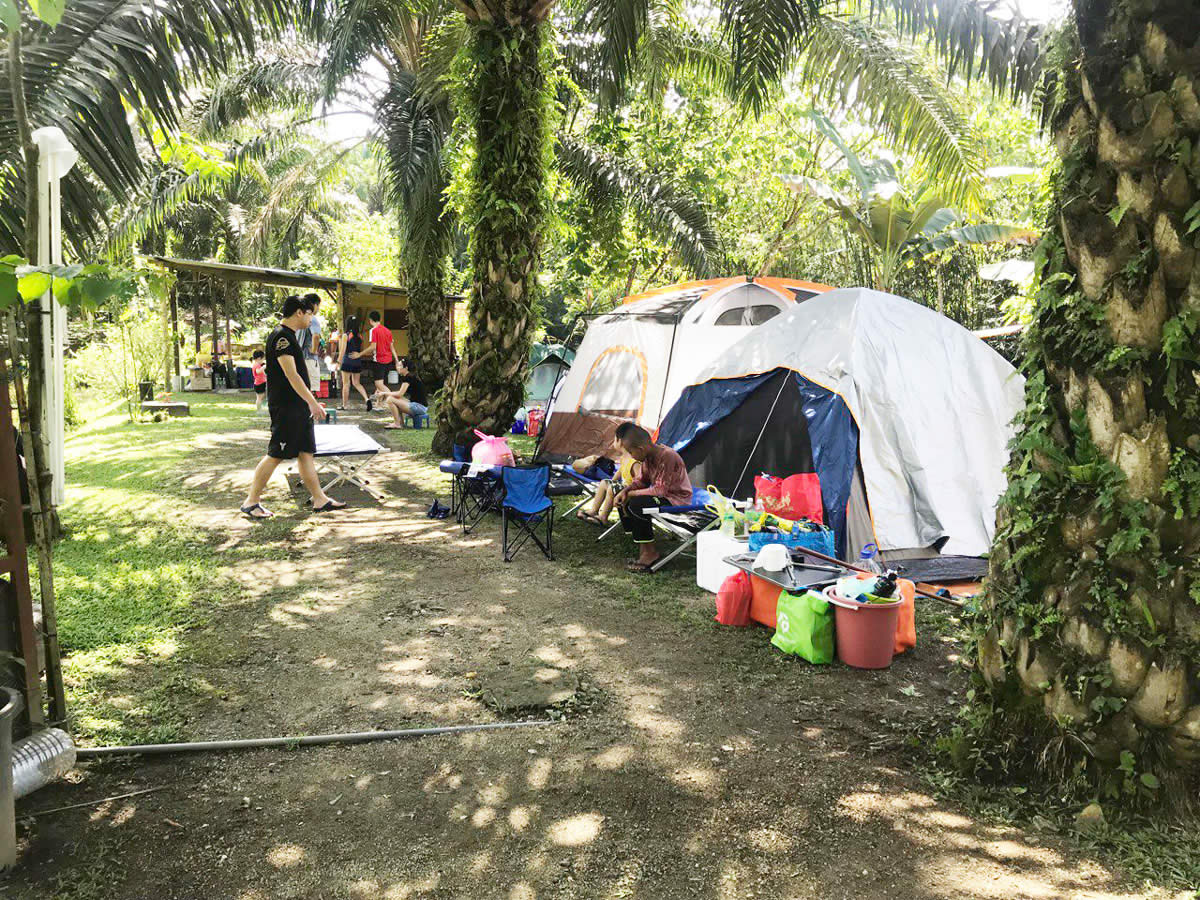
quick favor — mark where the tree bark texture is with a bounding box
[978,0,1200,798]
[402,178,455,393]
[433,12,555,455]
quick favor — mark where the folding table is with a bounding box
[308,423,387,501]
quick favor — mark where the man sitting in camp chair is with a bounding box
[614,424,693,573]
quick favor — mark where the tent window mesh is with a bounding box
[704,284,788,326]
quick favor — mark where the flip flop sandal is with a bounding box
[313,500,348,512]
[625,561,657,574]
[240,503,273,519]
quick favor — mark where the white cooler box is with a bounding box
[696,530,749,593]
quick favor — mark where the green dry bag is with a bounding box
[771,589,834,664]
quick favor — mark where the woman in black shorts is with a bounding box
[336,315,372,410]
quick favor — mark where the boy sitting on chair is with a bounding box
[374,357,429,429]
[614,424,693,573]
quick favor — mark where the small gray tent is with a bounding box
[525,344,574,409]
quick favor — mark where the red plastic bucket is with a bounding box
[824,586,901,669]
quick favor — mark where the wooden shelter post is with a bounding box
[169,284,180,382]
[0,352,44,729]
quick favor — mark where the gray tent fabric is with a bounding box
[682,287,1025,557]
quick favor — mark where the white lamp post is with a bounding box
[30,126,77,507]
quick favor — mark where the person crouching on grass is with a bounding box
[614,424,692,573]
[239,296,347,518]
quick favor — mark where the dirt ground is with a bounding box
[1,399,1186,899]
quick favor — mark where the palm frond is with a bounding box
[376,70,451,211]
[719,0,823,115]
[856,0,1045,100]
[574,0,651,105]
[640,21,735,104]
[801,17,985,207]
[557,133,718,276]
[0,0,301,255]
[194,56,325,137]
[102,165,237,258]
[245,141,362,262]
[321,0,410,101]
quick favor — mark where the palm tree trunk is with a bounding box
[402,191,454,392]
[433,4,556,455]
[978,1,1200,795]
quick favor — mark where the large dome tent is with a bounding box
[536,275,833,461]
[655,287,1025,560]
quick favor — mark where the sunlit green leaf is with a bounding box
[0,273,17,309]
[0,0,19,32]
[27,0,65,27]
[17,272,52,301]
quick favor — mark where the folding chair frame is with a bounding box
[459,472,503,535]
[501,503,555,562]
[553,465,602,518]
[645,509,719,572]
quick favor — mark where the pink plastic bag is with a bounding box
[471,429,515,467]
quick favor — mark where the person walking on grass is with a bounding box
[240,296,347,519]
[251,349,267,412]
[362,309,397,403]
[335,314,371,410]
[614,423,692,573]
[375,357,428,429]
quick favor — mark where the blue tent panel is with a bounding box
[656,369,859,556]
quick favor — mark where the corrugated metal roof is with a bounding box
[150,256,464,302]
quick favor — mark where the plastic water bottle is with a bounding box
[859,542,884,575]
[720,505,736,538]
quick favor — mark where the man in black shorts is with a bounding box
[240,296,347,518]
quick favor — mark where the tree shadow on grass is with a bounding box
[4,408,1184,899]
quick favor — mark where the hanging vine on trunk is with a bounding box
[960,6,1200,809]
[432,4,559,455]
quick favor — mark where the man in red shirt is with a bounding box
[364,309,397,393]
[614,423,693,573]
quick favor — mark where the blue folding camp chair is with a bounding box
[501,465,555,562]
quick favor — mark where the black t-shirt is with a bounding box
[397,375,427,406]
[266,325,309,410]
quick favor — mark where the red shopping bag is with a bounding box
[779,473,823,523]
[754,473,824,524]
[754,474,784,514]
[715,571,752,626]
